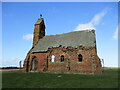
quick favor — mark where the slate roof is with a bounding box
[32,30,96,53]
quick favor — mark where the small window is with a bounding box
[78,54,82,62]
[61,55,64,62]
[51,55,55,62]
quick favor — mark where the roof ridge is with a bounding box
[44,29,95,38]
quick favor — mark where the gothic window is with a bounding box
[51,55,55,62]
[78,54,82,62]
[61,55,64,62]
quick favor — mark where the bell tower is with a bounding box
[33,15,45,47]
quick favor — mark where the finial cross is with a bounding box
[40,14,42,18]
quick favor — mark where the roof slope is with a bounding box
[32,30,96,52]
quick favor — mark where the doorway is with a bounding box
[32,57,38,71]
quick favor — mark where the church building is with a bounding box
[23,17,102,74]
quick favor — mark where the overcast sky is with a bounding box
[1,2,118,67]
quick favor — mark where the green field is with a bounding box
[2,69,118,88]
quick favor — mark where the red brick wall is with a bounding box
[31,52,47,72]
[33,19,45,47]
[46,46,102,74]
[23,46,102,74]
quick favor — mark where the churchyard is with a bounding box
[2,68,118,88]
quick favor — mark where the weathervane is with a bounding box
[40,14,42,18]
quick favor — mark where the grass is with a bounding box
[2,69,118,88]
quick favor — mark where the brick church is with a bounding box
[23,17,102,74]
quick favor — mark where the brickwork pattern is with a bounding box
[23,46,102,74]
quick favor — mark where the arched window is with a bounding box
[61,55,64,62]
[32,57,38,71]
[78,54,82,62]
[51,55,55,62]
